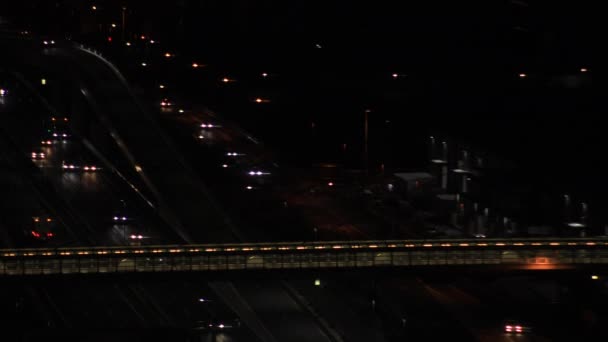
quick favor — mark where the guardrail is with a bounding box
[2,238,608,276]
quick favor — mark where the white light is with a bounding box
[519,73,527,78]
[137,235,143,239]
[178,109,184,113]
[84,166,90,171]
[149,40,155,44]
[91,5,97,11]
[246,186,253,190]
[222,78,230,83]
[111,23,117,28]
[222,164,228,168]
[592,275,599,280]
[91,166,97,171]
[262,72,268,77]
[122,217,127,221]
[113,216,119,221]
[581,68,588,73]
[159,84,165,89]
[41,78,47,85]
[218,324,225,329]
[198,135,204,139]
[256,171,262,175]
[62,133,67,137]
[567,222,585,228]
[125,42,131,47]
[69,165,75,169]
[43,41,48,45]
[392,73,398,78]
[52,133,58,137]
[0,89,5,96]
[130,234,136,239]
[141,62,147,67]
[50,40,55,44]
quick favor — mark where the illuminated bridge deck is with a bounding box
[2,238,608,276]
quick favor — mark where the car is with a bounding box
[46,116,70,140]
[503,319,531,334]
[111,200,136,224]
[200,122,221,128]
[28,216,55,240]
[160,98,173,107]
[31,151,46,160]
[194,318,241,331]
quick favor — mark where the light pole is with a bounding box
[121,6,127,41]
[364,109,371,175]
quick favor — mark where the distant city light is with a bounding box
[581,68,588,73]
[125,42,131,46]
[159,84,165,89]
[262,72,268,77]
[164,52,172,58]
[519,73,527,78]
[141,62,147,67]
[222,164,228,168]
[149,40,155,44]
[192,63,200,68]
[140,35,146,40]
[392,73,399,78]
[314,279,321,286]
[255,98,262,103]
[222,77,231,83]
[591,275,599,280]
[91,5,97,11]
[246,186,253,190]
[111,23,117,28]
[178,109,184,113]
[41,78,47,85]
[328,182,334,187]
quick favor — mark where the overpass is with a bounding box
[2,238,608,276]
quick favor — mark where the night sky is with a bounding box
[1,0,601,196]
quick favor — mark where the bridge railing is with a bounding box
[2,238,608,276]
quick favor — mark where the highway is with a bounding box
[1,36,343,341]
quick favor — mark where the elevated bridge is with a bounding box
[2,238,608,276]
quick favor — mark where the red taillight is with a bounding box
[31,231,40,238]
[47,232,53,237]
[107,36,113,42]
